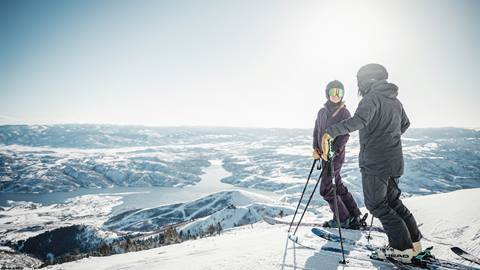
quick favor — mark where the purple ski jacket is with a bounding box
[313,102,351,162]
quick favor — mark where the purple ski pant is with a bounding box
[319,159,361,222]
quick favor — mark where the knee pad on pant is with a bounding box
[365,201,390,219]
[320,191,334,201]
[319,184,333,198]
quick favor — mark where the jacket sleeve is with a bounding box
[400,105,410,134]
[326,96,377,138]
[313,118,319,149]
[332,109,351,153]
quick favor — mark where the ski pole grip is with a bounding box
[327,139,335,160]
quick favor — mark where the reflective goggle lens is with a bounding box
[328,88,344,97]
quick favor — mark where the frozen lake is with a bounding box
[0,160,281,214]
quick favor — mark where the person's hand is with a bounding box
[321,133,332,161]
[313,148,321,160]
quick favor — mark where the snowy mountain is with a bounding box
[103,190,288,233]
[40,188,480,270]
[1,125,478,202]
[0,143,210,193]
[0,194,122,242]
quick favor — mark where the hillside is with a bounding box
[45,188,480,270]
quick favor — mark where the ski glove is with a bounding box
[321,133,332,161]
[313,148,321,160]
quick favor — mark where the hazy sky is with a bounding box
[1,0,479,128]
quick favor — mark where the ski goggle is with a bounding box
[328,88,344,98]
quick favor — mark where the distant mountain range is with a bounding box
[1,125,479,202]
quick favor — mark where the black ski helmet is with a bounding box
[356,63,388,96]
[325,80,344,100]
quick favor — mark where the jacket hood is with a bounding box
[371,80,398,99]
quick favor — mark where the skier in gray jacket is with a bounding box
[320,63,422,264]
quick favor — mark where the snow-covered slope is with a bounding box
[0,194,122,242]
[45,188,480,270]
[103,190,287,233]
[0,144,210,193]
[0,190,286,243]
[404,188,480,257]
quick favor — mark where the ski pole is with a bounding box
[329,145,347,264]
[292,163,327,236]
[288,159,318,233]
[367,215,374,242]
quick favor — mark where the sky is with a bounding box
[1,0,479,129]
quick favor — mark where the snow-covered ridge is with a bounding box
[0,190,282,243]
[0,194,123,242]
[0,144,210,193]
[103,190,285,232]
[0,124,302,149]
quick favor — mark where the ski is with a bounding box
[311,227,478,270]
[264,215,324,227]
[386,257,420,270]
[311,227,374,250]
[451,247,480,265]
[288,233,411,269]
[263,215,385,233]
[384,247,480,270]
[288,234,346,254]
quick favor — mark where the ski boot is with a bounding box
[413,240,422,256]
[371,245,415,264]
[322,218,349,228]
[412,246,435,267]
[323,216,358,229]
[322,218,339,228]
[345,213,368,229]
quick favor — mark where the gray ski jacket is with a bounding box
[325,80,410,176]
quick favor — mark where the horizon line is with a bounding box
[0,122,478,131]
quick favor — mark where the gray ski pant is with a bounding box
[362,174,422,251]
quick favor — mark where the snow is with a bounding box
[45,188,480,270]
[0,194,123,241]
[102,190,288,233]
[405,188,480,257]
[0,143,210,192]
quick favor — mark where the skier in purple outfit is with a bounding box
[313,80,363,229]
